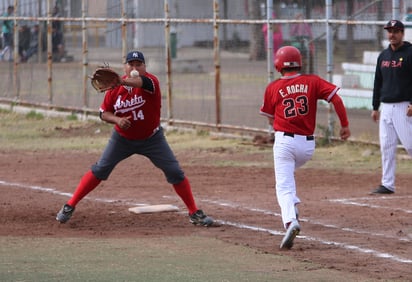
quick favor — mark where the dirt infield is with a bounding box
[1,132,411,281]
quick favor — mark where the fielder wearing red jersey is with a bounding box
[259,46,350,250]
[56,50,214,226]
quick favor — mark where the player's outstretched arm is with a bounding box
[330,94,351,140]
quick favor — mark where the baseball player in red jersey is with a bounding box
[259,46,350,249]
[56,50,214,226]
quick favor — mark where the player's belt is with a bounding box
[283,132,314,141]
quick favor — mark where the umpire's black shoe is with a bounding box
[189,210,214,226]
[56,204,75,223]
[371,185,394,194]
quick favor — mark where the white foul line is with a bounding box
[197,198,412,243]
[1,179,411,264]
[0,180,149,207]
[219,220,412,264]
[328,196,412,214]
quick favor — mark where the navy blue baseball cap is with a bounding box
[126,51,145,63]
[384,20,404,31]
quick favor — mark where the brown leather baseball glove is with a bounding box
[89,66,121,92]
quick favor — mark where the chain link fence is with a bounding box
[0,0,410,141]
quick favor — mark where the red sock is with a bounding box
[173,177,198,215]
[67,170,101,207]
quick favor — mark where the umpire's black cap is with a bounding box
[384,20,404,31]
[126,51,145,64]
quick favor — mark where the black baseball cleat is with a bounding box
[189,209,214,226]
[370,185,394,194]
[56,204,75,223]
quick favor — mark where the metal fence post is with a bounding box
[326,0,335,141]
[13,0,19,99]
[47,0,53,104]
[393,0,400,19]
[164,0,173,124]
[213,0,221,129]
[82,0,89,110]
[266,0,274,83]
[121,0,127,61]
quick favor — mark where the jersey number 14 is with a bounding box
[131,109,145,120]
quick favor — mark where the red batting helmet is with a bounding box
[274,46,302,72]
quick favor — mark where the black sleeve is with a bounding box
[140,75,155,93]
[372,57,382,111]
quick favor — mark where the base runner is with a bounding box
[259,46,351,249]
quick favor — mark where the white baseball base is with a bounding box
[128,204,179,214]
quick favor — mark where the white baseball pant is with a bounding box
[379,102,412,190]
[273,131,315,228]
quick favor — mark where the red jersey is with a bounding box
[100,72,161,140]
[260,73,339,135]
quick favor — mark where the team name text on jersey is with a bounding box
[114,94,146,114]
[381,60,402,68]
